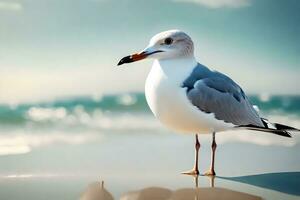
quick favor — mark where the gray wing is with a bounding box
[182,63,263,127]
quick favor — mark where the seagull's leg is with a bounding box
[181,134,200,176]
[204,132,217,176]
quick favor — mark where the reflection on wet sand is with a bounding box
[121,187,262,200]
[80,176,262,200]
[120,187,172,200]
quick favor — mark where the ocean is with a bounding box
[1,93,300,129]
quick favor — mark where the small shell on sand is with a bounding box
[80,181,114,200]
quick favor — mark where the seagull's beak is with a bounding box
[117,48,163,66]
[117,51,147,66]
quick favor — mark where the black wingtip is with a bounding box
[261,118,300,132]
[275,130,292,138]
[237,124,293,138]
[274,123,300,131]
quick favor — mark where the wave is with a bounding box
[1,93,300,126]
[0,93,299,132]
[0,93,299,155]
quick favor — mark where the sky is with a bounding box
[0,0,299,104]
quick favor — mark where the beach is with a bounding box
[1,0,300,199]
[0,93,299,199]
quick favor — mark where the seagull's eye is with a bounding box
[164,37,173,45]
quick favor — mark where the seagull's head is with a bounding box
[118,30,194,66]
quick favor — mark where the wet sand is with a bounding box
[1,171,299,200]
[78,172,300,200]
[0,128,300,200]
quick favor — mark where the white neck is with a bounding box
[153,57,197,82]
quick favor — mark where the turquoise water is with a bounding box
[1,93,299,126]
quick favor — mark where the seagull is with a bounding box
[117,30,299,176]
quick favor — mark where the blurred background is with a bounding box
[0,0,299,199]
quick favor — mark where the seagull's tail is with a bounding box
[237,118,300,138]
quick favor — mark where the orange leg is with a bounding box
[205,132,217,176]
[182,134,200,176]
